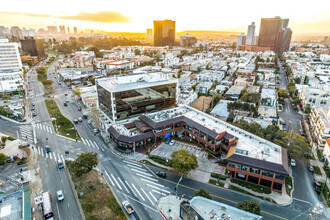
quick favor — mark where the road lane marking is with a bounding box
[61,155,65,164]
[43,124,47,131]
[125,180,137,197]
[131,168,153,176]
[136,173,158,182]
[141,178,164,187]
[38,147,41,155]
[151,189,166,196]
[100,147,104,151]
[146,184,170,193]
[111,173,122,189]
[123,160,142,167]
[104,171,115,186]
[49,128,53,134]
[81,138,86,145]
[127,164,147,172]
[131,183,145,201]
[149,192,157,202]
[93,141,100,150]
[45,151,48,158]
[85,139,91,147]
[116,190,158,212]
[118,177,129,193]
[53,153,57,161]
[89,141,96,148]
[141,188,154,206]
[49,152,52,160]
[46,126,50,133]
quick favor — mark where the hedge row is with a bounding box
[149,155,172,166]
[211,172,227,180]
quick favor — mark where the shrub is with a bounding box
[231,178,271,194]
[7,136,16,141]
[211,172,227,180]
[149,155,172,166]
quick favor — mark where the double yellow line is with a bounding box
[157,176,288,220]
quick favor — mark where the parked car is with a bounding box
[308,165,314,173]
[169,140,175,146]
[74,119,78,124]
[88,120,92,124]
[77,107,82,111]
[282,121,286,125]
[122,201,134,214]
[165,139,171,144]
[32,112,36,117]
[57,190,64,201]
[64,103,68,107]
[290,159,296,167]
[21,142,30,148]
[93,128,99,135]
[156,171,166,178]
[78,117,83,122]
[313,181,322,193]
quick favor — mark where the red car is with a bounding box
[78,107,82,111]
[65,93,68,96]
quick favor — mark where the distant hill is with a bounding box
[177,30,241,36]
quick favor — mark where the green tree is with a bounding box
[134,49,141,55]
[0,153,7,165]
[171,148,198,176]
[91,78,96,85]
[197,91,203,98]
[237,200,261,215]
[69,152,98,177]
[278,89,288,98]
[194,188,212,199]
[73,87,81,97]
[294,77,301,84]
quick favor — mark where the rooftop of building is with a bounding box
[97,73,178,92]
[0,191,22,220]
[189,196,262,220]
[190,96,213,112]
[314,106,330,128]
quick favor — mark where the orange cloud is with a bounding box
[0,11,132,23]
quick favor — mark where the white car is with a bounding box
[57,190,64,201]
[169,140,176,146]
[290,159,296,167]
[122,201,134,214]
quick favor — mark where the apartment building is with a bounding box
[322,139,330,165]
[300,87,330,107]
[310,106,330,148]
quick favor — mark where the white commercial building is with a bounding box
[0,70,23,92]
[246,22,256,45]
[0,39,22,71]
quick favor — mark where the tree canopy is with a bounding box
[278,89,288,98]
[73,87,81,97]
[171,148,198,175]
[69,152,98,177]
[0,153,7,165]
[237,200,261,215]
[194,188,212,199]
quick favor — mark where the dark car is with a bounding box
[64,103,68,107]
[156,171,166,178]
[65,93,68,96]
[313,181,322,193]
[32,112,36,117]
[165,139,171,144]
[73,119,78,124]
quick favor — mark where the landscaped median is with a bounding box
[45,99,81,140]
[36,67,54,95]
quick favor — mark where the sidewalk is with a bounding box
[311,146,330,193]
[158,195,184,220]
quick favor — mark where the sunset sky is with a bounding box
[1,0,330,34]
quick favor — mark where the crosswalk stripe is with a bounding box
[82,138,86,145]
[61,155,65,164]
[45,152,48,158]
[141,188,154,206]
[46,126,50,133]
[49,128,53,134]
[152,189,166,196]
[146,184,170,194]
[53,153,57,161]
[38,147,41,155]
[105,171,115,186]
[124,180,136,197]
[118,177,129,193]
[20,127,31,132]
[101,147,104,151]
[127,164,147,171]
[141,179,164,187]
[123,160,142,167]
[149,192,157,202]
[131,168,153,176]
[85,139,91,147]
[131,183,145,201]
[136,173,158,182]
[89,140,95,148]
[93,141,100,150]
[41,149,44,157]
[49,153,52,160]
[111,173,122,190]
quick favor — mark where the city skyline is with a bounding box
[0,0,330,34]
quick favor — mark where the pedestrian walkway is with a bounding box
[103,160,171,208]
[35,123,53,134]
[31,146,66,164]
[81,138,105,151]
[19,125,33,143]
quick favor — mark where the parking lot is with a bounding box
[151,140,226,183]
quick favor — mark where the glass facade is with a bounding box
[114,83,176,120]
[97,84,113,120]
